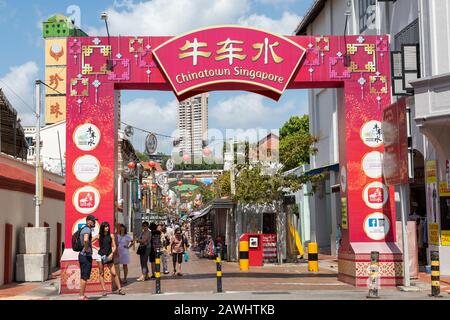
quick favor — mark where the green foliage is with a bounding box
[136,151,150,162]
[279,115,318,172]
[279,114,309,138]
[193,164,323,207]
[291,204,300,217]
[175,161,224,171]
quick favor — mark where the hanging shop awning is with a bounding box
[304,163,339,176]
[191,204,213,221]
[191,198,234,221]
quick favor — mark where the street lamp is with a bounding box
[100,12,113,71]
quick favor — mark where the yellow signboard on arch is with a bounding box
[45,38,67,66]
[45,96,66,124]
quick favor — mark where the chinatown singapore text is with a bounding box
[174,37,286,85]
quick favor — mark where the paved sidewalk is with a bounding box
[4,249,450,300]
[100,249,353,296]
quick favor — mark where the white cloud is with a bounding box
[85,0,301,36]
[122,96,177,133]
[238,11,301,35]
[209,93,303,132]
[0,61,39,126]
[121,96,178,153]
[87,0,251,36]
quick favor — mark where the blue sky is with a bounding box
[0,0,314,153]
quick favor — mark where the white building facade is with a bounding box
[411,0,450,274]
[177,93,208,160]
[294,0,430,267]
[25,120,66,176]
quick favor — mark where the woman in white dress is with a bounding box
[115,224,133,284]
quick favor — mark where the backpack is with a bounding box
[72,226,89,252]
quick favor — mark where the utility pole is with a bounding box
[34,80,43,227]
[230,163,236,196]
[399,184,411,287]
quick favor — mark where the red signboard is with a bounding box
[153,26,306,101]
[382,97,408,186]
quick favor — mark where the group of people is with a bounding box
[136,221,189,281]
[78,214,127,300]
[77,214,190,300]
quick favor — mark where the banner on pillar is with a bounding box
[45,66,67,95]
[442,231,450,246]
[341,197,348,229]
[428,223,440,245]
[426,160,437,184]
[45,96,66,124]
[45,38,67,66]
[382,97,408,186]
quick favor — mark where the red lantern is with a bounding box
[178,181,183,186]
[127,161,136,169]
[203,148,212,157]
[149,161,156,168]
[182,154,190,162]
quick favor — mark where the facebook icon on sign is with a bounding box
[368,218,378,228]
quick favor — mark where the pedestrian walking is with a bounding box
[97,222,125,296]
[136,221,151,281]
[170,227,188,276]
[77,214,97,300]
[160,223,171,274]
[115,224,133,284]
[149,222,162,278]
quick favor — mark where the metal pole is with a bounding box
[155,248,161,294]
[367,251,380,298]
[151,169,154,211]
[430,251,442,297]
[34,80,41,228]
[399,184,411,287]
[216,246,223,293]
[230,164,236,196]
[128,178,132,232]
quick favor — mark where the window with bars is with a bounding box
[391,19,420,96]
[359,0,376,33]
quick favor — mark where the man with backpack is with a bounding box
[73,215,97,300]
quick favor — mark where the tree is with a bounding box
[136,151,150,162]
[279,115,317,172]
[280,114,309,138]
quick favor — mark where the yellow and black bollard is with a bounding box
[430,251,442,297]
[239,240,249,271]
[307,242,318,272]
[367,251,380,299]
[216,246,223,293]
[155,248,161,294]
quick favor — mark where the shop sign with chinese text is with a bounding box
[152,26,306,100]
[382,98,408,186]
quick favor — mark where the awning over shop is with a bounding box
[191,198,234,221]
[191,204,213,220]
[304,163,339,176]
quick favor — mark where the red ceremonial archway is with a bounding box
[62,26,401,293]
